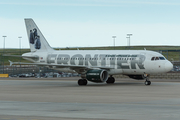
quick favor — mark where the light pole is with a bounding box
[126,37,129,47]
[18,37,22,53]
[18,37,22,73]
[112,36,116,50]
[127,34,132,49]
[2,36,7,74]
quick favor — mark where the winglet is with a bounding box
[9,60,13,66]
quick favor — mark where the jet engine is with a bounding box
[85,69,108,83]
[128,75,145,80]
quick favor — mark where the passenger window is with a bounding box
[151,57,155,60]
[155,57,159,60]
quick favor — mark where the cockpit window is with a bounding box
[159,57,165,60]
[151,56,166,61]
[151,57,155,60]
[155,57,159,60]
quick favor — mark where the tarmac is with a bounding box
[0,77,180,120]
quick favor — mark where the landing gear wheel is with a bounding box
[145,80,151,85]
[144,74,151,86]
[106,76,115,84]
[78,79,88,86]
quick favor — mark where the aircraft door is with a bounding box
[133,52,146,74]
[47,53,57,64]
[138,53,146,66]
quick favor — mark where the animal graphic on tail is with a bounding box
[29,28,41,50]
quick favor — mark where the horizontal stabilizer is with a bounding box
[8,60,13,66]
[4,54,38,59]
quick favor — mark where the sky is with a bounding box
[0,0,180,49]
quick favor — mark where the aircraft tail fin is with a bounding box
[24,18,54,52]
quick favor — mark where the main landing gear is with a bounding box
[144,75,151,86]
[78,79,88,86]
[78,75,115,85]
[106,75,115,84]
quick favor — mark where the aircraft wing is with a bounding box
[8,60,114,70]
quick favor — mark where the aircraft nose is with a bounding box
[165,61,173,72]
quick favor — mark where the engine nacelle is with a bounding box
[128,75,145,80]
[86,69,108,83]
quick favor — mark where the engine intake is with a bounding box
[86,69,108,83]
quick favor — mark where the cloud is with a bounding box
[1,17,180,49]
[35,20,180,48]
[1,0,180,7]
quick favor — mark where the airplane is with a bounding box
[9,18,173,86]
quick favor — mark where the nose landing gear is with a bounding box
[145,79,151,85]
[144,74,151,86]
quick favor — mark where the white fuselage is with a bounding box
[23,50,173,75]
